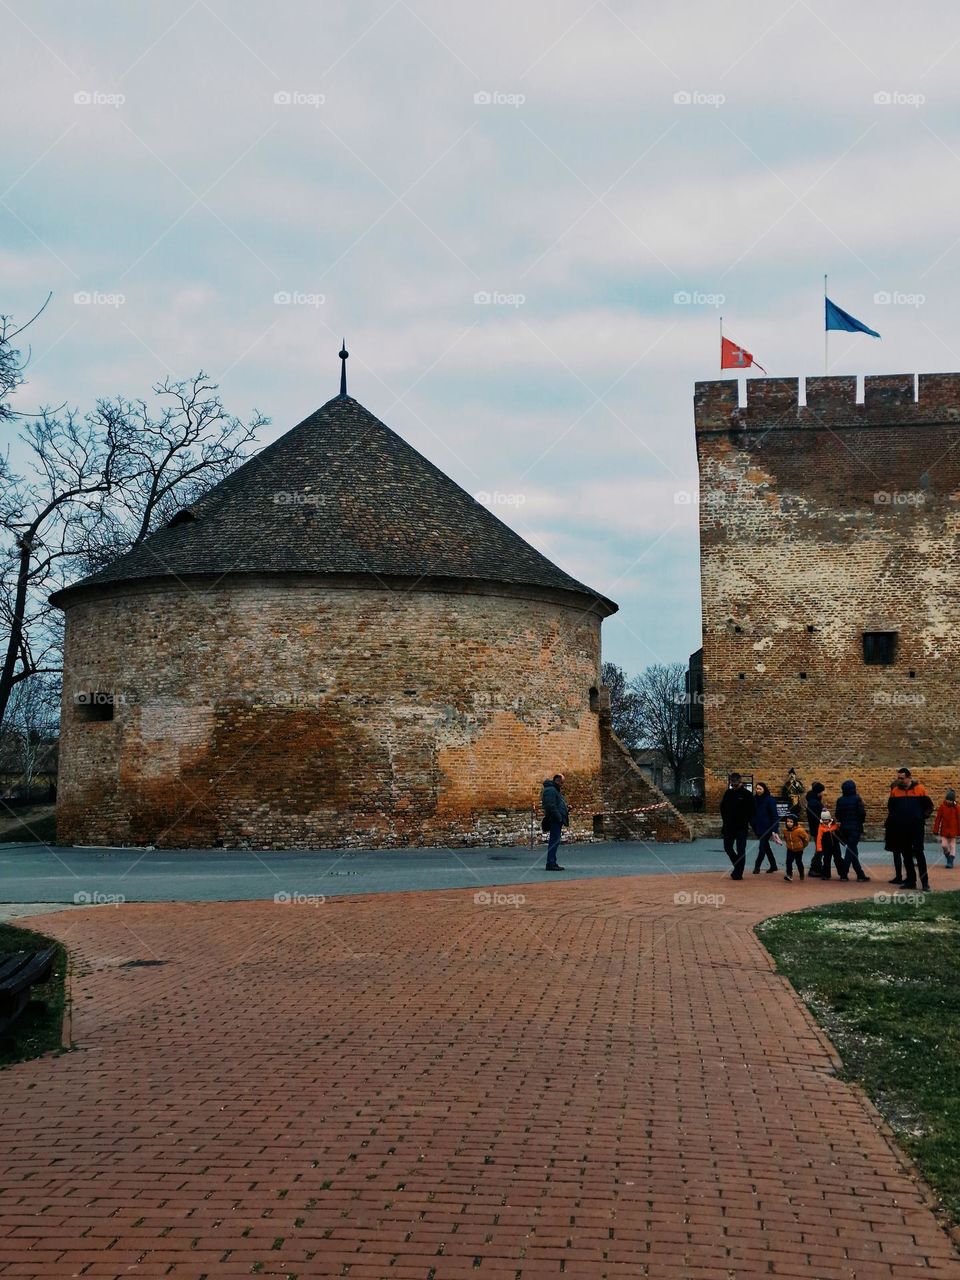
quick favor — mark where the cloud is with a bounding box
[6,0,960,672]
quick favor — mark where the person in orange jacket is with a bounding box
[782,814,810,882]
[933,789,960,869]
[811,809,845,880]
[886,767,934,890]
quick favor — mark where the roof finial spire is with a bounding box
[339,338,349,397]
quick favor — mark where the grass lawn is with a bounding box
[758,889,960,1225]
[0,921,67,1068]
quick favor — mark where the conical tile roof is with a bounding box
[52,394,617,614]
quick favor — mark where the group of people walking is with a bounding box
[720,767,960,891]
[537,767,960,886]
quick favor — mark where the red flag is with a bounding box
[721,334,766,374]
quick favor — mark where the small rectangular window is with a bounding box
[863,631,897,665]
[74,693,115,722]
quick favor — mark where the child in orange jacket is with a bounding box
[933,789,960,868]
[811,810,845,880]
[782,814,810,882]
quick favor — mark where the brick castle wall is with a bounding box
[695,373,960,831]
[58,577,613,849]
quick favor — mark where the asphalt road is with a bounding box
[0,837,918,904]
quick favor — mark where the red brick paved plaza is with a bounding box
[2,874,958,1279]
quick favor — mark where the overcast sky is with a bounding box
[5,2,960,674]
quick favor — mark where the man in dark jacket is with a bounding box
[541,774,569,871]
[805,782,826,836]
[835,779,870,882]
[886,768,933,890]
[720,773,753,880]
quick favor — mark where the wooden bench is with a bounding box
[0,947,57,1034]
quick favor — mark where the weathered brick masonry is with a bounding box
[58,578,612,848]
[54,391,690,849]
[696,372,960,830]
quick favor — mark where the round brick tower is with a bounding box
[52,389,620,849]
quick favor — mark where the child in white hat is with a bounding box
[812,809,845,879]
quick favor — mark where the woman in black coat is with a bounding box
[835,779,870,882]
[805,782,826,835]
[751,782,781,873]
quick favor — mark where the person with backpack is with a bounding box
[933,789,960,868]
[835,779,870,882]
[751,781,781,874]
[541,774,569,871]
[782,814,810,882]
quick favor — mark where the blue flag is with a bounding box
[825,296,880,338]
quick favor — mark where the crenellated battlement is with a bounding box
[694,373,960,432]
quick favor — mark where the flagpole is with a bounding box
[824,274,828,374]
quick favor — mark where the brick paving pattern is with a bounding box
[2,874,958,1278]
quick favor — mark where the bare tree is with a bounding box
[0,359,267,728]
[0,408,132,726]
[600,660,643,749]
[75,373,265,572]
[0,321,25,424]
[1,674,59,792]
[630,662,703,789]
[0,295,51,423]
